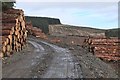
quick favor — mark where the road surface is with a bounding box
[2,37,118,78]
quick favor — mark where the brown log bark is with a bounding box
[1,36,10,46]
[18,15,24,22]
[2,25,15,30]
[3,9,23,15]
[2,14,18,20]
[2,18,19,23]
[1,8,27,58]
[0,30,14,36]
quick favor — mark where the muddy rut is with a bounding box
[2,38,83,78]
[2,37,118,78]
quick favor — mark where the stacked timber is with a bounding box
[50,38,61,43]
[85,37,120,61]
[0,8,28,58]
[26,22,33,35]
[26,22,47,39]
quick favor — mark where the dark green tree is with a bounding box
[25,16,61,34]
[105,28,120,38]
[2,0,16,10]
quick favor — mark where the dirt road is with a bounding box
[2,37,118,78]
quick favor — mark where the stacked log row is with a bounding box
[50,38,61,43]
[85,37,120,61]
[0,8,27,58]
[26,22,47,39]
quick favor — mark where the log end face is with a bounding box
[0,51,4,58]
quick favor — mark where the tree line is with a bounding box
[25,16,61,34]
[1,1,119,37]
[1,0,16,11]
[105,28,120,38]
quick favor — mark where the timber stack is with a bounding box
[85,37,120,61]
[26,22,47,39]
[0,8,28,58]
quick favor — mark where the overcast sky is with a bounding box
[15,1,118,29]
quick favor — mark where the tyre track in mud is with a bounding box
[3,37,118,78]
[3,39,54,78]
[2,37,83,78]
[29,38,83,78]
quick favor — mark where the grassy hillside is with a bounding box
[105,28,120,38]
[25,16,119,37]
[25,16,61,34]
[63,24,106,33]
[52,24,120,38]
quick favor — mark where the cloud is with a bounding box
[16,0,119,2]
[16,2,118,29]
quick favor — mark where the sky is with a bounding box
[15,1,118,29]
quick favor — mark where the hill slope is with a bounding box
[25,16,119,37]
[49,24,106,37]
[105,28,120,38]
[25,16,61,34]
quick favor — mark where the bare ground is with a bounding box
[2,36,119,78]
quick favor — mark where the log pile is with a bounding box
[0,8,28,58]
[26,22,47,39]
[85,37,120,61]
[50,38,61,43]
